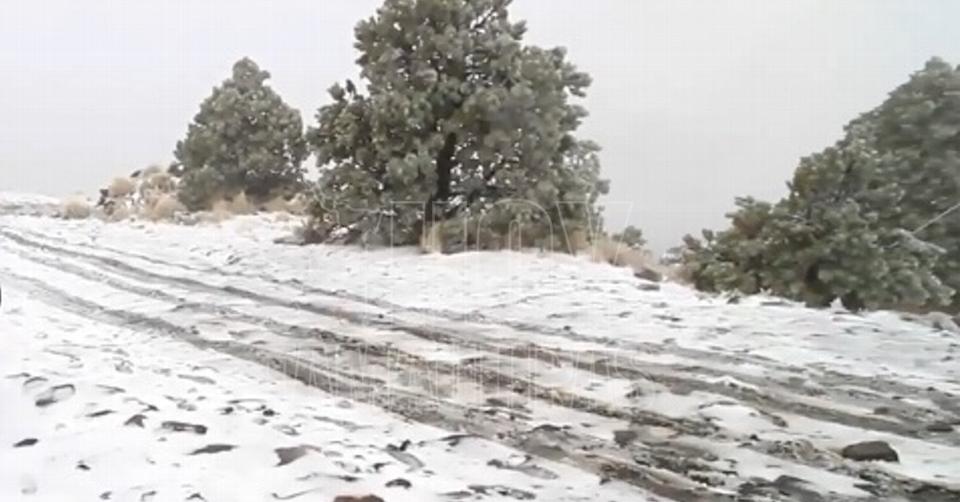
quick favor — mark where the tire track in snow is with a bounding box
[21,224,960,410]
[3,228,958,501]
[0,266,732,502]
[1,228,951,445]
[11,226,809,371]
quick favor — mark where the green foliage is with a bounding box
[305,0,607,248]
[682,59,960,311]
[178,167,226,212]
[854,57,960,304]
[612,225,646,250]
[176,58,307,210]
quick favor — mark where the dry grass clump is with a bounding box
[141,164,164,178]
[61,196,92,220]
[419,224,444,254]
[258,193,309,215]
[106,201,132,222]
[143,194,186,222]
[261,196,291,213]
[566,229,590,254]
[587,236,665,280]
[416,223,600,254]
[212,193,254,215]
[108,177,136,198]
[200,209,230,223]
[286,194,308,215]
[589,237,646,268]
[142,171,176,194]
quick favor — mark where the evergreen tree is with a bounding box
[612,225,646,249]
[682,116,954,310]
[305,0,607,249]
[176,58,307,210]
[851,58,960,304]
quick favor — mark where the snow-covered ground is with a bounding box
[1,197,959,501]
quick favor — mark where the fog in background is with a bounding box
[1,0,958,251]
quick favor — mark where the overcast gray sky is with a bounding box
[1,1,958,250]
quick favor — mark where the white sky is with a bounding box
[1,0,958,250]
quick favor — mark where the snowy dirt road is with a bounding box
[1,208,959,501]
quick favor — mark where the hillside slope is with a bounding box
[1,200,958,501]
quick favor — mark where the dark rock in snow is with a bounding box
[22,376,48,390]
[160,421,207,435]
[190,444,236,455]
[907,483,960,502]
[332,496,384,502]
[613,429,638,448]
[274,445,320,466]
[772,475,823,502]
[488,458,559,480]
[13,438,38,448]
[925,422,954,433]
[468,485,536,500]
[633,267,663,283]
[34,384,76,407]
[385,478,412,489]
[841,441,899,462]
[125,414,147,427]
[636,282,661,292]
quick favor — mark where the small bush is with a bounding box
[145,194,186,221]
[590,236,663,278]
[61,197,91,220]
[142,164,164,177]
[420,225,443,254]
[142,172,176,194]
[261,197,289,213]
[108,177,136,198]
[566,229,590,254]
[178,167,226,211]
[212,192,253,215]
[612,225,646,249]
[199,209,231,224]
[285,193,308,215]
[106,201,132,222]
[176,58,306,206]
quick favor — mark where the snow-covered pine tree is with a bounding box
[176,58,307,210]
[304,0,607,250]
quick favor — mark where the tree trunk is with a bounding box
[425,133,457,226]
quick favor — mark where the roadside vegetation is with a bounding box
[58,0,959,314]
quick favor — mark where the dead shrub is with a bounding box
[589,236,665,279]
[145,194,186,221]
[140,172,176,196]
[108,177,136,198]
[61,197,92,220]
[106,201,132,222]
[257,192,308,215]
[142,164,164,177]
[212,192,254,215]
[419,224,444,254]
[193,210,230,224]
[566,229,590,254]
[285,193,308,215]
[261,196,290,213]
